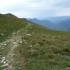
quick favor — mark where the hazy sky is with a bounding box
[0,0,70,18]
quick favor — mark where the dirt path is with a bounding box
[5,36,22,70]
[0,24,31,70]
[0,32,22,70]
[0,29,23,70]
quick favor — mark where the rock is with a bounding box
[27,34,31,36]
[29,45,33,48]
[19,41,22,44]
[12,32,16,35]
[13,42,16,44]
[21,37,25,39]
[4,43,7,46]
[0,33,4,36]
[2,57,5,60]
[3,61,6,64]
[1,63,9,67]
[1,57,5,63]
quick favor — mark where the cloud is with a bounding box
[0,0,70,18]
[55,8,70,16]
[0,0,31,6]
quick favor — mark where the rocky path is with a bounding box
[0,29,23,70]
[0,24,31,70]
[5,36,22,70]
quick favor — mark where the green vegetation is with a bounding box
[0,14,28,42]
[0,14,70,70]
[17,23,70,70]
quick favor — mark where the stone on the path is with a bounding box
[29,45,33,48]
[27,34,31,36]
[1,57,6,63]
[4,43,7,46]
[0,33,4,36]
[1,63,9,67]
[19,41,22,44]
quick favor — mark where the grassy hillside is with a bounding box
[16,24,70,70]
[0,14,70,70]
[0,13,28,42]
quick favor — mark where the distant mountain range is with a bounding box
[28,16,70,31]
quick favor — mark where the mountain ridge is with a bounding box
[28,17,70,31]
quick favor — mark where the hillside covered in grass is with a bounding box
[0,14,70,70]
[17,24,70,70]
[0,13,28,42]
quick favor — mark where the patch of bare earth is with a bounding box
[0,29,26,70]
[0,24,31,70]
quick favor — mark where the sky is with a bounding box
[0,0,70,18]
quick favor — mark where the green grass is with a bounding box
[17,23,70,70]
[0,14,28,69]
[0,14,28,42]
[0,14,70,70]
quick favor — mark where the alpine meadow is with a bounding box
[0,14,70,70]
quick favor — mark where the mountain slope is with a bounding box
[17,23,70,70]
[0,13,28,42]
[0,14,70,70]
[54,20,70,31]
[28,18,54,29]
[28,17,70,31]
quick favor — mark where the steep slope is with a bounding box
[0,14,28,42]
[54,20,70,31]
[28,17,70,31]
[16,23,70,70]
[0,14,70,70]
[28,18,54,29]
